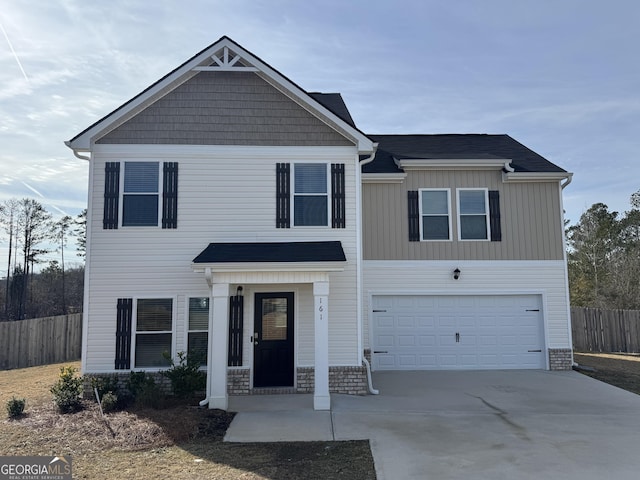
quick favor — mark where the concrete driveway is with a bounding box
[226,370,640,479]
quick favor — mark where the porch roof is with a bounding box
[192,241,347,264]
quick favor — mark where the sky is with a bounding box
[1,0,639,265]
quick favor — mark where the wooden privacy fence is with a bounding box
[571,307,640,353]
[0,314,82,370]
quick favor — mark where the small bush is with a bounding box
[51,366,83,413]
[6,397,26,418]
[100,392,119,413]
[87,374,120,398]
[126,371,161,408]
[162,350,206,397]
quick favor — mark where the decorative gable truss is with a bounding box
[192,46,258,72]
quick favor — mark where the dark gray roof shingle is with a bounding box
[364,134,566,174]
[193,241,346,263]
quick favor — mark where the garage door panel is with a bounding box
[419,335,436,346]
[398,335,416,346]
[417,316,436,328]
[372,294,545,370]
[377,335,394,347]
[376,315,395,328]
[419,355,437,367]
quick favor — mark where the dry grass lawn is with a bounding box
[574,352,640,395]
[0,362,375,479]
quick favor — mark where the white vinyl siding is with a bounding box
[83,144,360,373]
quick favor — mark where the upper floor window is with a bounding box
[420,189,451,241]
[293,163,328,226]
[123,162,159,226]
[276,162,345,229]
[458,188,490,240]
[409,187,501,242]
[103,161,178,229]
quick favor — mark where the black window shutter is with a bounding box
[104,162,120,229]
[115,298,133,370]
[276,163,290,228]
[162,162,178,229]
[228,295,244,367]
[408,190,420,241]
[331,163,346,228]
[489,190,502,242]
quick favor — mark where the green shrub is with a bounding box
[50,366,83,413]
[87,374,120,398]
[6,397,26,418]
[162,350,206,397]
[126,371,161,408]
[100,392,119,413]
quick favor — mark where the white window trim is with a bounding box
[457,188,491,242]
[291,162,330,228]
[119,160,162,228]
[131,295,177,371]
[419,188,452,242]
[186,295,210,369]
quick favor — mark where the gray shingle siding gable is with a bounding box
[97,72,354,146]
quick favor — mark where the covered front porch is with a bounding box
[191,241,347,411]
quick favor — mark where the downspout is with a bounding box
[65,143,91,374]
[559,173,575,367]
[358,143,379,395]
[362,356,379,395]
[200,267,213,407]
[65,143,91,162]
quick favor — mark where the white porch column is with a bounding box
[313,281,330,410]
[208,282,230,410]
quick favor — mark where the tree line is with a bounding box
[567,190,640,309]
[0,198,86,321]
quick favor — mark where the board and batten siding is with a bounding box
[97,71,354,147]
[362,170,565,261]
[362,260,572,353]
[83,144,360,373]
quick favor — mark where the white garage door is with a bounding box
[372,295,545,370]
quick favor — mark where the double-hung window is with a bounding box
[188,297,209,366]
[134,298,173,368]
[458,188,490,240]
[293,163,328,226]
[276,162,345,228]
[103,161,178,229]
[419,189,451,240]
[123,162,160,226]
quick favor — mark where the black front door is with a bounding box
[253,292,294,388]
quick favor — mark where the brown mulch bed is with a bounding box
[0,362,376,479]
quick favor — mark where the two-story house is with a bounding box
[66,36,573,411]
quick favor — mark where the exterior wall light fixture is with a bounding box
[453,268,461,280]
